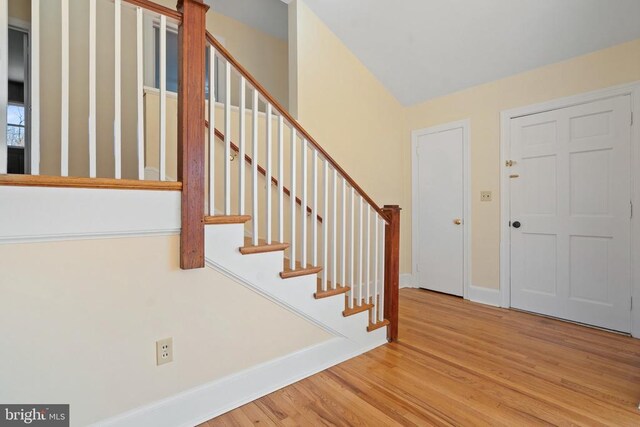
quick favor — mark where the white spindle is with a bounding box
[290,128,297,270]
[113,0,122,179]
[30,0,40,175]
[224,61,231,214]
[238,77,246,214]
[332,168,337,289]
[379,217,386,322]
[366,205,371,303]
[88,0,97,178]
[208,46,215,213]
[0,0,6,174]
[349,186,355,309]
[278,115,284,242]
[312,150,318,266]
[358,195,364,303]
[60,0,69,176]
[301,140,308,267]
[251,89,259,246]
[159,15,166,181]
[322,161,329,291]
[341,177,346,289]
[266,103,273,244]
[373,213,379,324]
[136,7,144,180]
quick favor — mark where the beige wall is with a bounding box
[289,0,410,273]
[405,39,640,288]
[0,234,330,426]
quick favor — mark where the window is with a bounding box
[6,104,25,148]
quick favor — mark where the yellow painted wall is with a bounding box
[405,39,640,288]
[0,234,331,426]
[289,0,410,272]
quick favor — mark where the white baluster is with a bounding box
[0,0,6,174]
[278,115,284,242]
[224,61,231,214]
[358,195,364,304]
[321,160,328,291]
[30,0,41,175]
[251,89,259,246]
[289,128,297,270]
[113,0,122,179]
[208,46,215,214]
[238,77,246,214]
[366,205,371,303]
[159,15,166,181]
[341,177,346,290]
[60,0,69,176]
[312,149,318,266]
[379,217,386,322]
[301,140,308,267]
[265,103,272,244]
[373,212,379,324]
[332,168,337,289]
[136,7,144,180]
[349,186,355,309]
[88,0,96,178]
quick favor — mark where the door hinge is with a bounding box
[415,263,419,273]
[631,200,633,219]
[631,297,633,310]
[416,145,420,157]
[631,112,634,127]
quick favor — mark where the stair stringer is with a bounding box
[204,223,387,350]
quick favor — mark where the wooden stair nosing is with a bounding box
[314,283,351,299]
[367,319,390,332]
[204,215,251,225]
[342,300,374,317]
[240,237,289,255]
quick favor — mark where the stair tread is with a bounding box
[240,237,289,255]
[280,260,323,279]
[367,319,390,332]
[343,299,375,317]
[314,280,351,299]
[204,215,251,225]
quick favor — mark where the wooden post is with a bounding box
[383,205,401,342]
[177,0,209,269]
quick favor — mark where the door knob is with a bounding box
[453,218,462,225]
[512,221,521,229]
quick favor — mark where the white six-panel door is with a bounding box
[509,95,632,332]
[414,125,466,296]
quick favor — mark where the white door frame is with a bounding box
[412,119,471,299]
[499,81,640,337]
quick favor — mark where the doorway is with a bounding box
[5,25,30,174]
[412,120,470,297]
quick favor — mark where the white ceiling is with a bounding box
[300,0,640,106]
[207,0,288,40]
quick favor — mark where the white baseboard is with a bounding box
[400,273,417,288]
[93,336,386,427]
[468,285,501,307]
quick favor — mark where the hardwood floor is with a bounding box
[199,288,640,426]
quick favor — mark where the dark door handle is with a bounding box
[512,221,521,229]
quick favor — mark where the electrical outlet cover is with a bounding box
[481,191,492,202]
[156,337,173,365]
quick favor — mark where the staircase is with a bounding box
[0,0,400,376]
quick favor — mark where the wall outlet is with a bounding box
[156,337,173,366]
[481,191,492,202]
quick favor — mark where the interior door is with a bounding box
[415,126,465,296]
[509,95,632,332]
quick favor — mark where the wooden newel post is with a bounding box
[382,204,401,342]
[177,0,209,269]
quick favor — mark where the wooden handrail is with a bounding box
[206,121,322,223]
[206,32,390,224]
[0,174,182,191]
[124,0,182,22]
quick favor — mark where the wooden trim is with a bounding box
[207,124,322,223]
[342,300,374,317]
[240,237,289,255]
[382,205,401,342]
[366,319,390,332]
[280,265,323,279]
[0,174,182,191]
[206,32,389,224]
[177,0,209,269]
[314,282,350,299]
[124,0,182,22]
[204,215,251,225]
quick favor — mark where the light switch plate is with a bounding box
[481,191,492,202]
